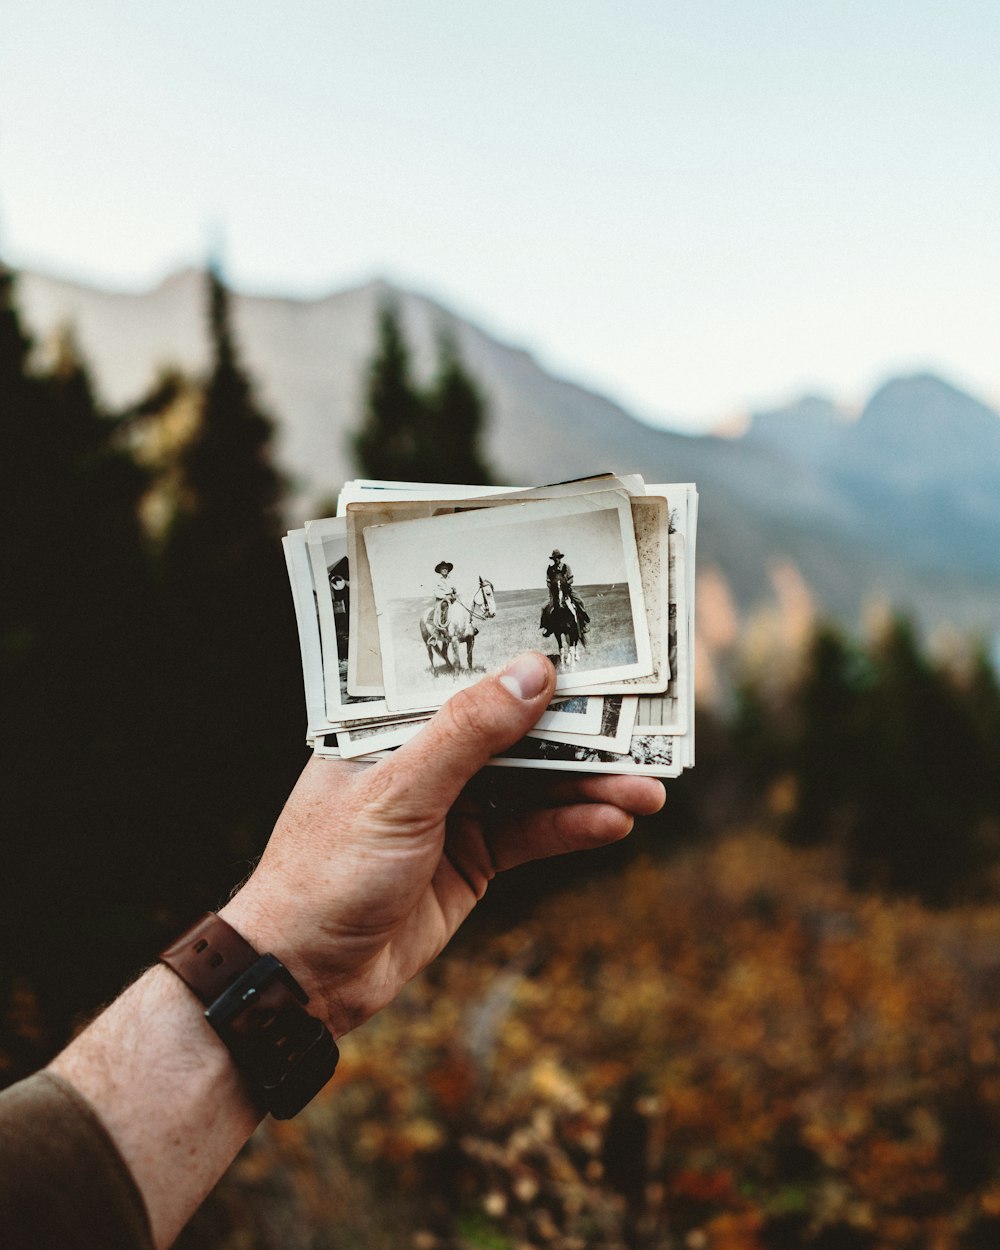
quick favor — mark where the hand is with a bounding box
[222,652,665,1037]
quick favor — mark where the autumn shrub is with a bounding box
[180,831,1000,1250]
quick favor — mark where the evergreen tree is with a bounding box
[425,328,495,485]
[352,300,426,481]
[785,626,869,847]
[166,266,285,555]
[352,301,496,486]
[847,617,991,902]
[0,273,160,1056]
[157,264,304,905]
[0,264,47,687]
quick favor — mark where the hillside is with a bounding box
[15,268,1000,652]
[179,835,1000,1250]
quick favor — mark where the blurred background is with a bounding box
[3,3,1000,1247]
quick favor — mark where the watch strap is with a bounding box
[159,912,338,1119]
[160,912,262,1004]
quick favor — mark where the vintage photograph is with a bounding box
[634,533,689,735]
[304,518,398,724]
[491,729,682,778]
[527,694,638,752]
[364,492,653,713]
[282,528,330,742]
[336,716,431,759]
[336,696,607,759]
[592,494,671,695]
[343,477,652,696]
[302,515,612,737]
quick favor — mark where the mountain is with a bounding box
[744,376,1000,581]
[14,267,1000,656]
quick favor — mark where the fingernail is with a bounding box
[499,653,549,701]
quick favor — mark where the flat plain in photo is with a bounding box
[365,493,652,713]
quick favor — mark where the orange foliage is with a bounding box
[183,831,1000,1249]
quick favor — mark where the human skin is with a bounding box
[51,653,665,1248]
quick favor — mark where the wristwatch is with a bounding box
[159,912,339,1119]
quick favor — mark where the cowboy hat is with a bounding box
[434,561,454,575]
[549,549,564,560]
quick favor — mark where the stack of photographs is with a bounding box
[283,473,697,778]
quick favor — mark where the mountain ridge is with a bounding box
[14,267,1000,654]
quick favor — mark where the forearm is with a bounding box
[50,963,262,1250]
[38,657,662,1249]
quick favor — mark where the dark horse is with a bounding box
[419,577,497,674]
[541,576,588,666]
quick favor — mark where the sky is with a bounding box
[2,1,999,433]
[368,497,634,598]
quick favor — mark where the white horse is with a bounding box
[420,577,497,673]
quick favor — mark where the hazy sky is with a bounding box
[2,1,998,431]
[367,496,634,598]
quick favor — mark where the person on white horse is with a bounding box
[432,560,457,635]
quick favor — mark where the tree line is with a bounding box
[0,263,493,1076]
[710,617,1000,905]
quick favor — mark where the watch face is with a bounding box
[205,954,339,1119]
[163,915,338,1119]
[263,1021,340,1120]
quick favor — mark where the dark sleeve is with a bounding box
[0,1070,153,1250]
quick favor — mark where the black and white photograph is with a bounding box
[364,491,653,713]
[490,728,682,778]
[335,694,608,758]
[634,532,689,735]
[282,528,330,742]
[527,693,638,752]
[304,517,399,724]
[594,494,672,695]
[304,512,612,736]
[343,476,650,696]
[335,715,432,759]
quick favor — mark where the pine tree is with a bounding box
[157,264,304,901]
[847,617,990,902]
[0,264,47,684]
[352,300,426,481]
[352,300,496,486]
[166,265,285,559]
[786,626,868,847]
[425,328,495,485]
[0,275,160,1053]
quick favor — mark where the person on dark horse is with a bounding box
[540,549,590,637]
[432,561,457,634]
[328,562,349,651]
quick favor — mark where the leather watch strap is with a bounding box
[160,912,261,1005]
[159,912,339,1119]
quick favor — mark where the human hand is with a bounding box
[222,652,664,1038]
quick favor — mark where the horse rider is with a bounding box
[328,566,349,647]
[541,549,590,634]
[433,561,457,632]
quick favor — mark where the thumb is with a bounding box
[381,652,556,819]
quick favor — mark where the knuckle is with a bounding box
[440,686,489,740]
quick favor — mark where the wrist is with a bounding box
[217,891,346,1036]
[159,910,340,1119]
[50,964,261,1249]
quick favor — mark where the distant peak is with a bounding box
[867,371,966,403]
[154,266,204,292]
[860,371,999,428]
[741,392,844,437]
